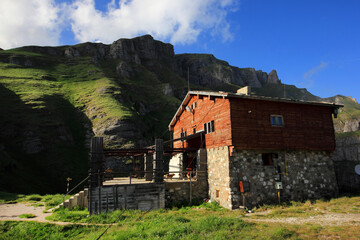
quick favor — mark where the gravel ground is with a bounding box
[0,203,52,222]
[245,212,360,226]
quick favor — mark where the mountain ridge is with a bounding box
[0,34,358,193]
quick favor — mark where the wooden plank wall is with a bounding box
[173,95,232,149]
[230,98,336,151]
[89,183,165,214]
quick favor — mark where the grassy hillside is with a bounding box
[1,42,359,194]
[0,47,185,193]
[0,50,134,193]
[0,51,98,193]
[329,95,360,133]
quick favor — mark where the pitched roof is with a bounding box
[168,90,343,131]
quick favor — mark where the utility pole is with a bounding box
[188,67,190,92]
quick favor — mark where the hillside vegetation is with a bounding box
[0,35,359,194]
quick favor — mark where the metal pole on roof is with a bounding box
[188,67,190,92]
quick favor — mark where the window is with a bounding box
[216,189,220,198]
[262,153,278,166]
[190,102,197,110]
[180,129,187,138]
[271,115,284,127]
[203,120,215,134]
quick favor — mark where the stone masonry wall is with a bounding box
[165,180,208,206]
[206,146,233,209]
[229,150,338,209]
[332,135,360,193]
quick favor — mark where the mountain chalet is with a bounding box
[168,89,342,209]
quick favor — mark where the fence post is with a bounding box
[154,139,164,183]
[89,137,105,214]
[145,153,153,181]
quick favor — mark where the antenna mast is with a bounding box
[283,84,286,98]
[187,67,190,92]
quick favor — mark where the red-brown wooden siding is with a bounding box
[229,98,336,151]
[173,95,232,149]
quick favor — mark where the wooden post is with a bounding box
[197,148,207,180]
[140,155,145,178]
[154,139,164,183]
[90,137,105,188]
[145,153,153,181]
[98,170,101,214]
[189,172,192,204]
[89,137,105,214]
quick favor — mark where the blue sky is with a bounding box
[1,0,359,101]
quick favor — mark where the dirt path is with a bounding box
[0,203,106,226]
[244,212,360,226]
[0,203,52,222]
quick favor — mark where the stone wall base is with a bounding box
[230,150,339,209]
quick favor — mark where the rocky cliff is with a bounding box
[175,53,280,88]
[0,34,358,193]
[18,35,281,90]
[324,95,360,133]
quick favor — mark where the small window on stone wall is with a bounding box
[262,153,278,166]
[216,189,220,198]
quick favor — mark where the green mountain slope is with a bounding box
[0,35,359,194]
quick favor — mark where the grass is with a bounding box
[19,214,36,219]
[1,196,360,239]
[0,192,69,210]
[0,221,102,240]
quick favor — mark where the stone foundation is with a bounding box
[206,147,338,209]
[332,135,360,193]
[207,146,232,209]
[165,180,208,206]
[229,150,339,209]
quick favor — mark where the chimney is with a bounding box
[236,86,251,96]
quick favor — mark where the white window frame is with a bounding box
[203,120,215,134]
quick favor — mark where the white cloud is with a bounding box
[0,0,237,49]
[303,62,328,79]
[68,0,237,44]
[301,62,329,88]
[0,0,64,49]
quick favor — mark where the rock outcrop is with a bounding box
[325,95,360,133]
[17,35,280,89]
[175,54,281,88]
[1,34,359,194]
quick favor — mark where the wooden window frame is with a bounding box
[270,115,284,127]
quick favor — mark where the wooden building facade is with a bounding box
[169,90,342,209]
